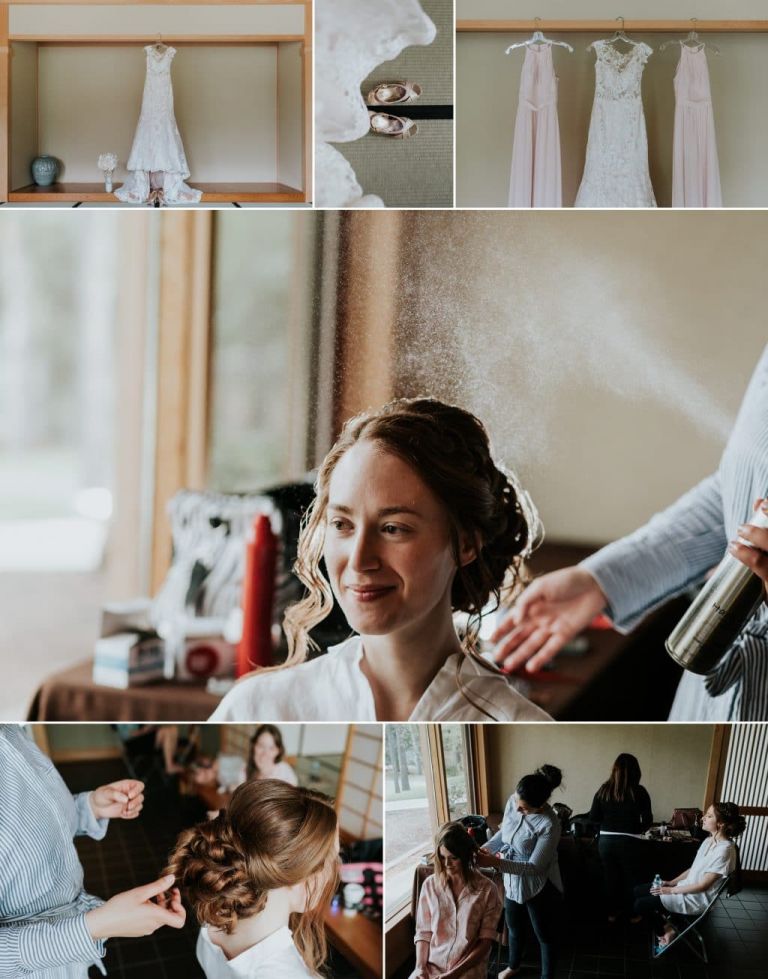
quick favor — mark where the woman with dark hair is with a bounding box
[245,725,298,785]
[411,822,502,979]
[589,753,653,922]
[632,802,745,948]
[210,398,551,722]
[478,765,564,979]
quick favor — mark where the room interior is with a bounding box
[1,208,767,720]
[29,721,383,979]
[384,722,768,979]
[1,1,312,205]
[456,1,768,207]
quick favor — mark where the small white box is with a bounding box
[92,632,165,689]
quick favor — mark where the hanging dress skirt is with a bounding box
[508,44,562,208]
[672,45,722,207]
[116,46,202,205]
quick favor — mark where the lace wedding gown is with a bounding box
[115,46,202,205]
[575,40,656,208]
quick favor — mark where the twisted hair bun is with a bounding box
[714,801,747,839]
[166,812,265,934]
[536,765,564,791]
[166,779,339,970]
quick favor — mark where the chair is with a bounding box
[412,862,507,973]
[651,873,731,963]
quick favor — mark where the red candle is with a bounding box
[237,513,278,677]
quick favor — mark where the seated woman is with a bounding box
[411,822,502,979]
[478,765,564,979]
[589,753,653,922]
[244,725,298,785]
[167,779,340,979]
[632,802,745,947]
[211,398,551,722]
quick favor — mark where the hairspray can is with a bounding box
[666,507,768,675]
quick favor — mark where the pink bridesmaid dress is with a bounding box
[508,44,562,207]
[672,45,722,207]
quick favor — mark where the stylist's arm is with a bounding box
[493,567,608,673]
[86,876,185,939]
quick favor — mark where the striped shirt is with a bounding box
[485,800,562,904]
[0,726,107,978]
[582,343,768,721]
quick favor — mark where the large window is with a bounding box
[207,212,317,492]
[385,724,481,918]
[0,213,122,572]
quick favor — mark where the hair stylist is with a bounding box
[477,765,564,979]
[0,725,186,978]
[493,343,768,722]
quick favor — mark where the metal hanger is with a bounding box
[659,19,721,56]
[506,17,574,55]
[153,33,167,53]
[589,16,639,51]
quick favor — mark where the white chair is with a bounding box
[651,874,732,963]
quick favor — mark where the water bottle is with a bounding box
[652,874,662,892]
[666,506,768,675]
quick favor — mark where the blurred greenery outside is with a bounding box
[208,213,314,492]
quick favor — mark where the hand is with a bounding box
[492,567,607,673]
[90,780,145,820]
[85,876,186,939]
[729,499,768,598]
[475,849,501,868]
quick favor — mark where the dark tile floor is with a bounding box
[488,885,768,979]
[62,758,362,978]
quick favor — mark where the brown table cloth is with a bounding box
[26,659,221,721]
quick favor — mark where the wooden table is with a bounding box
[323,904,382,979]
[26,660,221,721]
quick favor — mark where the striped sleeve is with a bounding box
[73,793,108,840]
[580,472,726,632]
[0,914,106,975]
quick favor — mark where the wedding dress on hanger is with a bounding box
[315,0,436,206]
[575,39,656,207]
[116,45,202,205]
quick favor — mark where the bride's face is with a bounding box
[323,439,475,640]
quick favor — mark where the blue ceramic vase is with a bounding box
[31,156,59,187]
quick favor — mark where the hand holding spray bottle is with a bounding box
[666,502,768,675]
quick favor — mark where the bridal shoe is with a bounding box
[368,111,418,138]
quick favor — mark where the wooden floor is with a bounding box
[7,182,306,203]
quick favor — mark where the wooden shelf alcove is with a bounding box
[1,2,314,204]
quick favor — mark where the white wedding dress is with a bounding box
[116,45,202,205]
[575,40,656,208]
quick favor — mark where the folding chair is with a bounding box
[651,873,731,963]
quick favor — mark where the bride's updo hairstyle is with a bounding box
[166,779,339,974]
[284,397,542,666]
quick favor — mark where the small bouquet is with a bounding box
[97,152,118,192]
